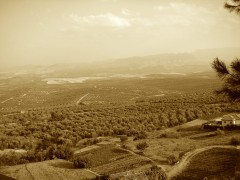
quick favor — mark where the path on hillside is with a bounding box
[76,93,89,105]
[1,98,13,103]
[167,145,237,179]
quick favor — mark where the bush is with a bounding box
[230,137,240,146]
[158,132,180,139]
[133,131,147,140]
[83,138,102,146]
[73,157,91,168]
[100,174,110,180]
[121,144,131,150]
[178,151,186,159]
[119,135,128,142]
[0,152,30,166]
[167,155,178,165]
[145,165,167,180]
[158,133,167,138]
[136,142,149,151]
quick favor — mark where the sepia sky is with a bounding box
[0,0,240,66]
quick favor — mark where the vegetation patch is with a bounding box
[230,137,240,146]
[174,147,240,180]
[73,145,130,168]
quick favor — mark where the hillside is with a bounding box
[0,159,96,180]
[2,47,239,77]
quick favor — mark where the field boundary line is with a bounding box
[25,164,35,180]
[86,169,101,177]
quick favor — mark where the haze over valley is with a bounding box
[1,0,240,180]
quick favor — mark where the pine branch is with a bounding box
[215,86,240,102]
[231,58,240,74]
[225,2,240,13]
[212,57,230,79]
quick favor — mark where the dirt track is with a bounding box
[76,93,89,105]
[167,145,237,179]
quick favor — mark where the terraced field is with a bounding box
[90,154,151,175]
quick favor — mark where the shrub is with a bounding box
[230,137,240,146]
[145,165,167,180]
[73,157,91,168]
[136,142,149,151]
[133,131,147,141]
[0,152,30,166]
[119,135,128,142]
[158,133,167,138]
[158,132,180,139]
[178,151,186,159]
[83,138,102,146]
[121,144,131,150]
[100,174,110,180]
[167,155,178,165]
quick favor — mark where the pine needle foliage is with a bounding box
[212,58,240,102]
[212,1,240,101]
[225,0,240,14]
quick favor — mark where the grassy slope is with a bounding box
[123,119,240,173]
[174,147,240,180]
[0,159,96,180]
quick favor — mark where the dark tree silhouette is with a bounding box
[211,1,240,102]
[225,0,240,14]
[212,58,240,102]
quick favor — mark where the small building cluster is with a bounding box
[203,114,240,128]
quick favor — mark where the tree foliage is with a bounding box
[145,165,167,180]
[225,0,240,14]
[211,1,240,101]
[212,58,240,102]
[73,157,91,168]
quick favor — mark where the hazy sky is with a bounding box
[0,0,240,66]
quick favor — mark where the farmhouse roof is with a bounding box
[232,114,240,120]
[221,115,235,121]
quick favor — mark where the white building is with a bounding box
[221,114,240,127]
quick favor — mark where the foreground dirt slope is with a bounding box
[0,159,96,180]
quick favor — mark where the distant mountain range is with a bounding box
[1,47,240,77]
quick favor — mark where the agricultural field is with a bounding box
[73,144,152,175]
[0,72,240,180]
[1,0,240,177]
[0,72,223,111]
